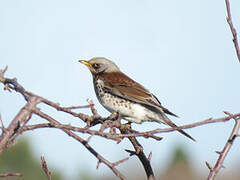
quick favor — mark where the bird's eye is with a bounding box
[92,63,100,69]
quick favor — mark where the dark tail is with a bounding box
[168,121,196,141]
[160,114,196,141]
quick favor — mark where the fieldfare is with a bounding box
[79,57,195,141]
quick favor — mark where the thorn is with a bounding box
[41,154,45,161]
[148,152,152,161]
[96,160,101,169]
[112,157,129,167]
[215,151,221,154]
[3,66,8,73]
[223,111,230,115]
[205,161,213,171]
[0,114,8,134]
[221,164,226,169]
[87,135,93,143]
[0,114,4,128]
[125,149,136,156]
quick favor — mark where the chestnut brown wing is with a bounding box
[100,72,178,117]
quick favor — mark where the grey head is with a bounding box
[79,57,120,75]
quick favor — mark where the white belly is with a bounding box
[100,93,161,124]
[94,78,163,124]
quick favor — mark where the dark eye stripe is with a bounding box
[92,63,100,69]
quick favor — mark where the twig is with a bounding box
[0,96,41,154]
[87,98,99,117]
[65,104,92,109]
[0,68,126,180]
[207,112,240,180]
[4,78,29,101]
[121,127,155,180]
[0,114,7,135]
[33,109,126,180]
[1,66,240,180]
[148,152,152,161]
[0,67,29,101]
[41,155,52,180]
[118,113,240,138]
[225,0,240,62]
[0,173,23,178]
[112,157,130,167]
[0,66,8,83]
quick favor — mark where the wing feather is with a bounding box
[100,72,178,117]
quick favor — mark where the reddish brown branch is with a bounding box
[0,173,23,178]
[0,67,126,180]
[0,96,41,154]
[117,113,240,138]
[121,127,155,180]
[41,155,52,180]
[1,66,240,180]
[225,0,240,62]
[19,123,123,141]
[0,114,6,134]
[65,104,93,109]
[32,109,126,180]
[207,112,240,180]
[112,157,130,167]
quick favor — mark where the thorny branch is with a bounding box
[1,4,240,175]
[0,67,126,180]
[121,126,155,180]
[225,0,240,62]
[0,2,239,180]
[1,67,240,180]
[0,173,22,178]
[203,1,240,179]
[206,112,240,180]
[41,155,52,180]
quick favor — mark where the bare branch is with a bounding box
[112,157,130,167]
[41,155,52,180]
[117,113,240,138]
[0,96,41,154]
[32,109,126,180]
[0,67,126,180]
[65,104,93,109]
[0,2,239,180]
[1,65,240,180]
[121,126,155,180]
[225,0,240,62]
[0,173,23,178]
[0,114,7,134]
[207,112,240,180]
[87,98,99,117]
[148,152,152,161]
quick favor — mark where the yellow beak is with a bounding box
[79,60,91,67]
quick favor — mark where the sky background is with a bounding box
[1,0,240,179]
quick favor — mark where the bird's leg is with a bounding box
[87,111,120,128]
[106,112,120,121]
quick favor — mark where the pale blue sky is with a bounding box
[1,0,240,179]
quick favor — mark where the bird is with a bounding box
[79,57,195,141]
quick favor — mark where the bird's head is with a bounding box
[79,57,120,75]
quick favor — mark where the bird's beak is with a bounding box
[79,60,91,67]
